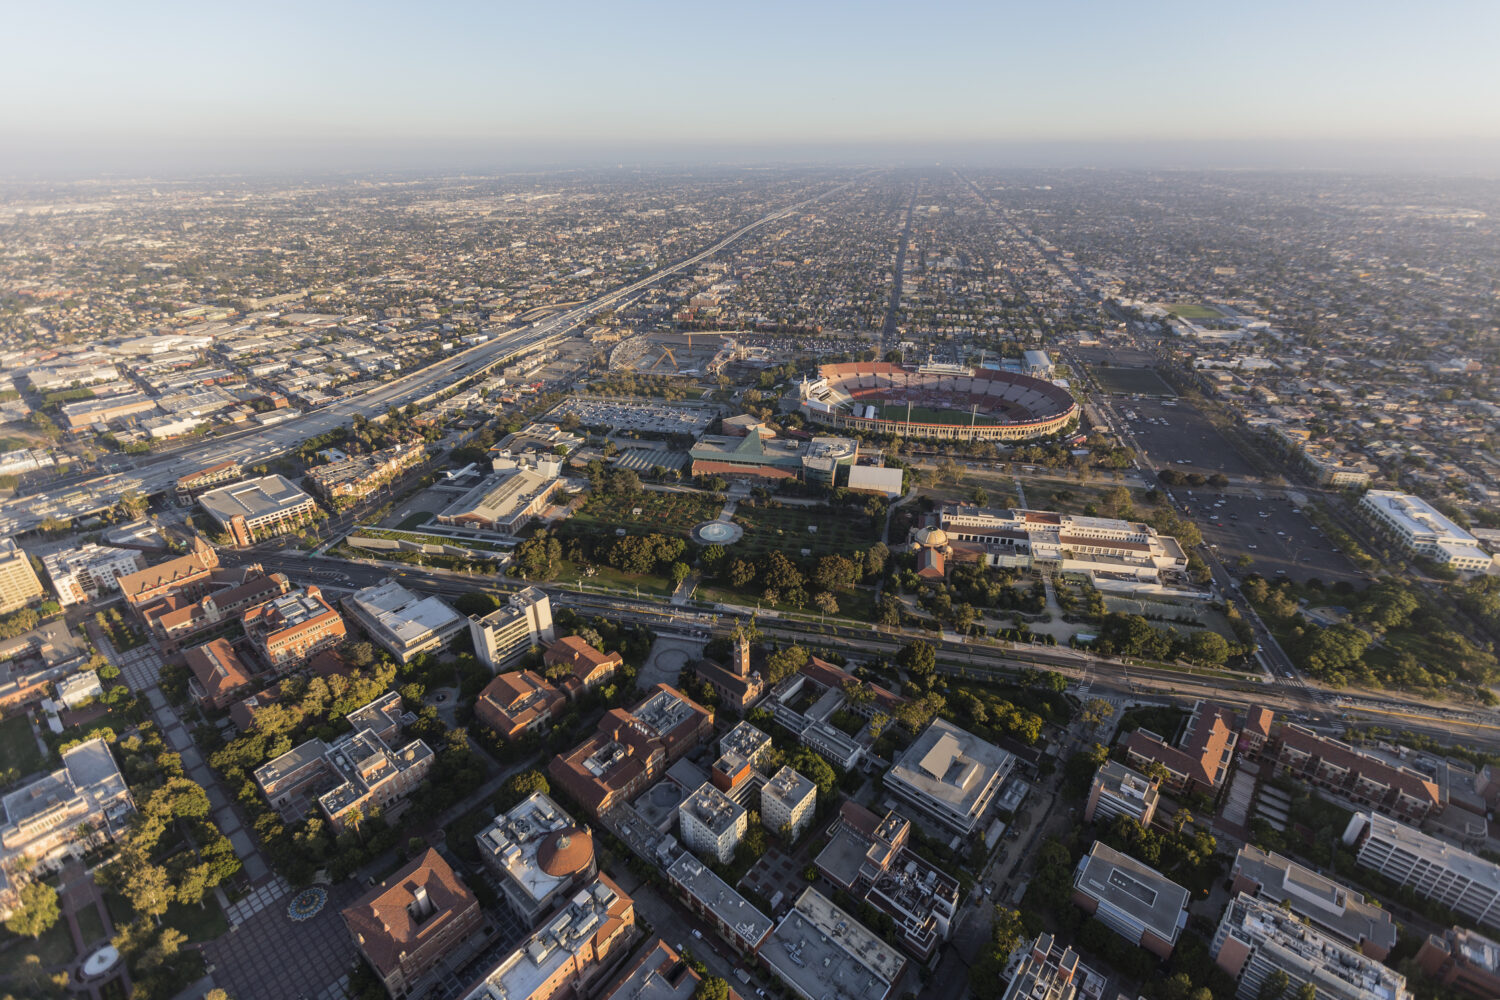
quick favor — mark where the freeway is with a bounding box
[0,180,853,535]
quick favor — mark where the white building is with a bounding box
[1359,490,1495,572]
[885,719,1013,835]
[42,544,148,607]
[679,783,747,864]
[1342,811,1500,931]
[342,579,465,663]
[1211,893,1412,1000]
[469,587,555,671]
[719,721,774,772]
[761,766,817,841]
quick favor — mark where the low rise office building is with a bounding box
[143,564,290,650]
[885,718,1013,836]
[663,853,772,955]
[199,474,319,546]
[1211,893,1412,1000]
[470,587,554,671]
[542,635,621,699]
[760,888,907,1000]
[596,939,732,1000]
[117,536,219,617]
[437,466,563,533]
[342,579,465,664]
[1072,842,1188,958]
[1416,926,1500,1000]
[242,585,346,669]
[1001,934,1106,1000]
[1360,490,1495,573]
[475,670,566,742]
[0,738,134,918]
[476,791,597,925]
[342,848,483,1000]
[184,638,256,711]
[1229,844,1397,959]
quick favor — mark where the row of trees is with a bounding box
[1083,612,1237,666]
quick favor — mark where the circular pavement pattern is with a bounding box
[692,520,744,545]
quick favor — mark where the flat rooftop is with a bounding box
[887,718,1013,813]
[762,888,905,1000]
[199,474,312,524]
[1074,842,1188,945]
[666,854,772,945]
[681,783,745,836]
[1233,845,1397,953]
[1222,894,1408,1000]
[347,580,462,645]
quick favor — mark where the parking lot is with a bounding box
[1120,395,1261,481]
[546,396,718,435]
[1184,490,1367,585]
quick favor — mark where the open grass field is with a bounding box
[0,713,43,779]
[732,504,879,561]
[562,491,722,540]
[0,916,76,976]
[551,558,676,597]
[870,402,999,426]
[395,511,433,529]
[1165,303,1222,320]
[1090,366,1178,397]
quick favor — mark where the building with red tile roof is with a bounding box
[1275,724,1441,821]
[342,848,482,999]
[475,670,566,742]
[543,635,622,699]
[183,638,255,710]
[1121,701,1241,795]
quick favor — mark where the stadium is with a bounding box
[798,362,1078,442]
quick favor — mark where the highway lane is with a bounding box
[1,181,855,535]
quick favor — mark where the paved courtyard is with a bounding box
[205,879,366,1000]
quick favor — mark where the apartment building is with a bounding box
[679,783,746,864]
[1342,811,1500,931]
[306,441,423,502]
[460,875,635,1000]
[475,670,566,742]
[719,721,774,772]
[470,587,555,671]
[254,692,433,832]
[1083,760,1160,827]
[542,635,621,699]
[476,791,596,924]
[1416,926,1500,1000]
[885,719,1013,836]
[761,766,816,841]
[342,848,483,999]
[812,803,961,960]
[1274,724,1441,822]
[41,544,146,606]
[1211,893,1412,1000]
[199,474,319,546]
[342,579,464,664]
[174,460,242,500]
[1229,844,1397,959]
[1359,490,1495,572]
[242,585,346,669]
[761,888,906,1000]
[549,685,713,820]
[1072,842,1188,958]
[1121,700,1241,795]
[0,539,44,614]
[0,739,134,918]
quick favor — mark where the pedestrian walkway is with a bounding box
[225,876,290,927]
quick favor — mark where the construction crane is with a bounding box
[649,345,680,372]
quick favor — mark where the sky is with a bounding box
[5,0,1500,174]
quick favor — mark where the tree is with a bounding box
[3,881,59,938]
[670,562,691,586]
[1255,971,1289,1000]
[787,747,838,798]
[896,640,936,680]
[1140,760,1171,785]
[502,769,549,806]
[1291,984,1316,1000]
[1080,698,1114,729]
[765,644,810,684]
[1186,630,1231,666]
[693,977,730,1000]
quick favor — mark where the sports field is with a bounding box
[1090,366,1178,397]
[869,402,1000,426]
[1166,303,1222,320]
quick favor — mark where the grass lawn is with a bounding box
[1021,478,1142,517]
[731,504,878,562]
[75,902,105,944]
[562,491,722,540]
[872,403,1000,426]
[1165,303,1222,320]
[396,511,434,529]
[550,558,676,597]
[0,918,77,976]
[1090,366,1178,397]
[0,713,44,778]
[164,894,229,943]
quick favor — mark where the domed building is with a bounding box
[475,792,599,923]
[911,524,951,580]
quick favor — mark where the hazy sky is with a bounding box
[5,0,1499,173]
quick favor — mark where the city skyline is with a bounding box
[5,0,1500,174]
